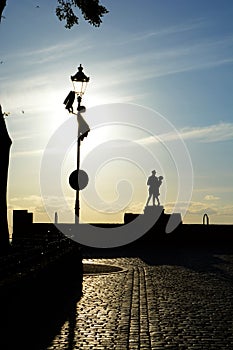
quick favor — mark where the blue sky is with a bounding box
[1,0,233,227]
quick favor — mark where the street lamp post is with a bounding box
[64,64,90,224]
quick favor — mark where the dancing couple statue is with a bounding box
[146,170,163,206]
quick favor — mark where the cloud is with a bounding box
[10,195,42,203]
[179,123,233,143]
[9,195,75,216]
[5,37,92,66]
[194,186,233,194]
[9,195,44,214]
[204,195,220,201]
[132,19,206,42]
[138,122,233,145]
[92,34,233,90]
[11,149,44,158]
[166,200,233,219]
[167,200,218,216]
[125,201,145,214]
[112,18,206,46]
[188,207,218,215]
[218,205,233,217]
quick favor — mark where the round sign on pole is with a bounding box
[69,169,89,190]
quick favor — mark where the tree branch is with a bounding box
[0,0,7,22]
[0,1,108,28]
[56,0,108,29]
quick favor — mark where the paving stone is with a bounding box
[46,250,233,349]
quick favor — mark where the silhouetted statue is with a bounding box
[64,91,75,113]
[0,105,12,252]
[146,170,163,206]
[77,111,90,141]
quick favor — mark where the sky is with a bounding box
[1,0,233,230]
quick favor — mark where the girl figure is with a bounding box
[155,176,163,206]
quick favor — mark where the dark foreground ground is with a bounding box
[1,237,233,350]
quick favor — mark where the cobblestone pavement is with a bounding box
[47,248,233,349]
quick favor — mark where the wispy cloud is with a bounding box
[138,122,233,145]
[179,123,233,142]
[204,195,220,201]
[11,149,44,158]
[4,36,92,65]
[166,200,233,217]
[194,186,233,193]
[112,18,206,45]
[9,195,74,213]
[93,34,233,89]
[165,198,233,221]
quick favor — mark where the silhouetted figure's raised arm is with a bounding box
[0,105,12,252]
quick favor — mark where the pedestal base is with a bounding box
[124,205,182,240]
[144,205,164,216]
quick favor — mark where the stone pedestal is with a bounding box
[144,205,164,217]
[124,205,182,240]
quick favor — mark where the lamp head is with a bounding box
[71,64,90,96]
